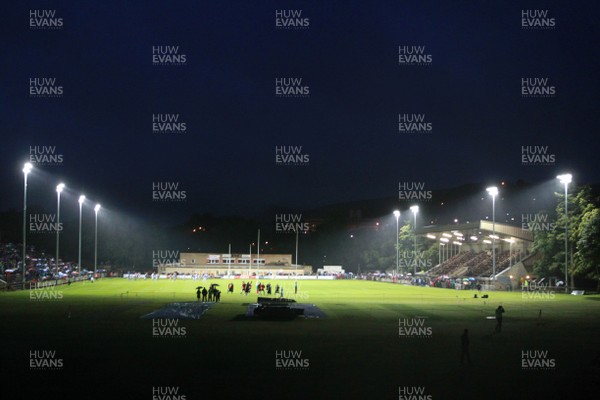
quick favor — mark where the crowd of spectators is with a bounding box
[0,243,21,275]
[0,242,92,288]
[431,251,476,276]
[429,250,522,279]
[466,250,521,277]
[429,276,478,290]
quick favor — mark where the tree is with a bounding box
[359,222,435,274]
[572,207,600,290]
[533,185,600,288]
[531,228,562,278]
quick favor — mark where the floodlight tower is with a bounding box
[22,163,33,288]
[410,205,419,275]
[486,186,498,282]
[557,173,572,293]
[393,210,400,277]
[78,195,86,274]
[94,204,101,276]
[56,183,65,274]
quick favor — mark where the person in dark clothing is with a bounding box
[495,305,505,333]
[202,288,208,302]
[196,288,201,302]
[267,283,272,295]
[275,284,280,294]
[460,329,472,365]
[294,281,298,294]
[228,283,233,293]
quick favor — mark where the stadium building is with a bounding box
[159,252,312,277]
[418,220,536,288]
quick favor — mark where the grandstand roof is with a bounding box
[417,220,533,243]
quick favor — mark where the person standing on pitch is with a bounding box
[460,329,472,365]
[196,288,201,302]
[294,281,298,295]
[495,305,505,333]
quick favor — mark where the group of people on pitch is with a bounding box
[196,284,221,302]
[225,281,296,297]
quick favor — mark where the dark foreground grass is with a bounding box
[2,279,599,400]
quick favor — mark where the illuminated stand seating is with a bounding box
[430,251,474,276]
[419,220,533,279]
[431,250,522,278]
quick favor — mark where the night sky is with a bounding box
[2,0,598,225]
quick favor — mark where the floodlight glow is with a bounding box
[94,204,101,213]
[440,237,449,243]
[502,238,514,243]
[393,210,400,218]
[483,239,492,244]
[410,205,419,214]
[56,183,65,193]
[442,233,452,238]
[470,236,478,241]
[453,241,463,246]
[79,195,86,204]
[453,232,463,237]
[489,234,499,239]
[23,162,33,174]
[426,234,436,239]
[557,174,572,185]
[486,186,498,197]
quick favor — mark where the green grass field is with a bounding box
[3,278,600,400]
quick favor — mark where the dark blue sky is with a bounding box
[2,0,598,224]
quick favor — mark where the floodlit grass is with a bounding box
[3,278,600,400]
